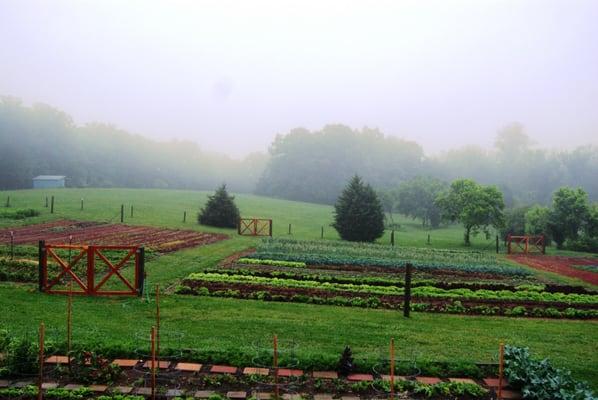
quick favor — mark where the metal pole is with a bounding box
[498,342,504,400]
[273,334,279,400]
[390,338,395,400]
[151,326,156,400]
[38,322,45,400]
[403,263,412,318]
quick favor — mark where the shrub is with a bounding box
[198,184,240,228]
[332,175,385,242]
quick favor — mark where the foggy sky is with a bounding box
[1,0,597,158]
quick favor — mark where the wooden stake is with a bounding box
[390,338,395,400]
[67,282,73,370]
[498,341,504,400]
[156,284,160,362]
[183,211,186,223]
[151,326,156,400]
[50,196,54,214]
[273,334,279,400]
[120,204,124,223]
[38,322,45,400]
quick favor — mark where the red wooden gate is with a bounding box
[507,235,545,254]
[38,241,144,296]
[238,218,272,237]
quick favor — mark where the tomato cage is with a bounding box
[238,218,273,237]
[507,235,546,255]
[38,240,145,296]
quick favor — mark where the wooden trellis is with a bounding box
[507,235,545,254]
[238,218,272,237]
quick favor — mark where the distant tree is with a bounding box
[396,177,446,228]
[525,205,552,243]
[500,206,529,239]
[198,184,240,228]
[436,179,505,245]
[547,187,589,248]
[332,175,385,242]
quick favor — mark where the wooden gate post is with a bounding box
[86,246,94,295]
[38,241,46,292]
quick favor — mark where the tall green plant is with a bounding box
[198,184,240,228]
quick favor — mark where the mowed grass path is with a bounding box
[0,188,597,387]
[0,284,596,386]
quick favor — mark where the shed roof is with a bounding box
[33,175,66,180]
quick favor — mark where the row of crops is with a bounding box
[179,238,598,319]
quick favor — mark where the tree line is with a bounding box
[0,97,267,192]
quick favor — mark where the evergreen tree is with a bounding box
[198,184,240,228]
[332,175,385,242]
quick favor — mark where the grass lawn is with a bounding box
[0,188,597,388]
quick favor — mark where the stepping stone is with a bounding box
[243,367,270,376]
[227,391,247,399]
[483,377,509,388]
[252,392,273,400]
[176,362,203,372]
[277,368,303,377]
[112,359,141,368]
[143,360,171,369]
[211,365,238,374]
[12,381,34,388]
[314,395,334,400]
[42,382,59,390]
[195,390,216,398]
[449,378,477,384]
[312,371,338,379]
[135,387,153,396]
[346,373,373,382]
[64,384,84,390]
[89,385,108,393]
[45,355,70,365]
[500,389,522,399]
[114,386,133,394]
[380,375,407,381]
[282,395,302,400]
[166,389,184,397]
[415,377,442,385]
[0,380,9,388]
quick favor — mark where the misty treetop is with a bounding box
[0,97,267,191]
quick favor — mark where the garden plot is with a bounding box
[179,238,598,319]
[0,219,227,253]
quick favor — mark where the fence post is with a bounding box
[80,198,84,211]
[288,223,292,235]
[321,226,324,239]
[50,196,54,214]
[183,211,186,223]
[403,263,413,318]
[496,235,499,254]
[498,341,504,400]
[137,247,145,296]
[86,246,94,295]
[10,231,14,260]
[156,284,160,362]
[541,234,546,254]
[120,204,124,223]
[390,230,394,247]
[67,282,73,370]
[269,220,273,237]
[507,234,511,254]
[38,240,45,292]
[38,322,45,400]
[427,234,430,245]
[5,196,9,207]
[390,337,395,400]
[45,196,48,208]
[130,205,134,218]
[237,219,241,235]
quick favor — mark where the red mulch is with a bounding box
[0,219,227,253]
[509,255,598,285]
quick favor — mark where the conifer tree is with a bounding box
[198,184,240,228]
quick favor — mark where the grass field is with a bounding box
[0,188,597,388]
